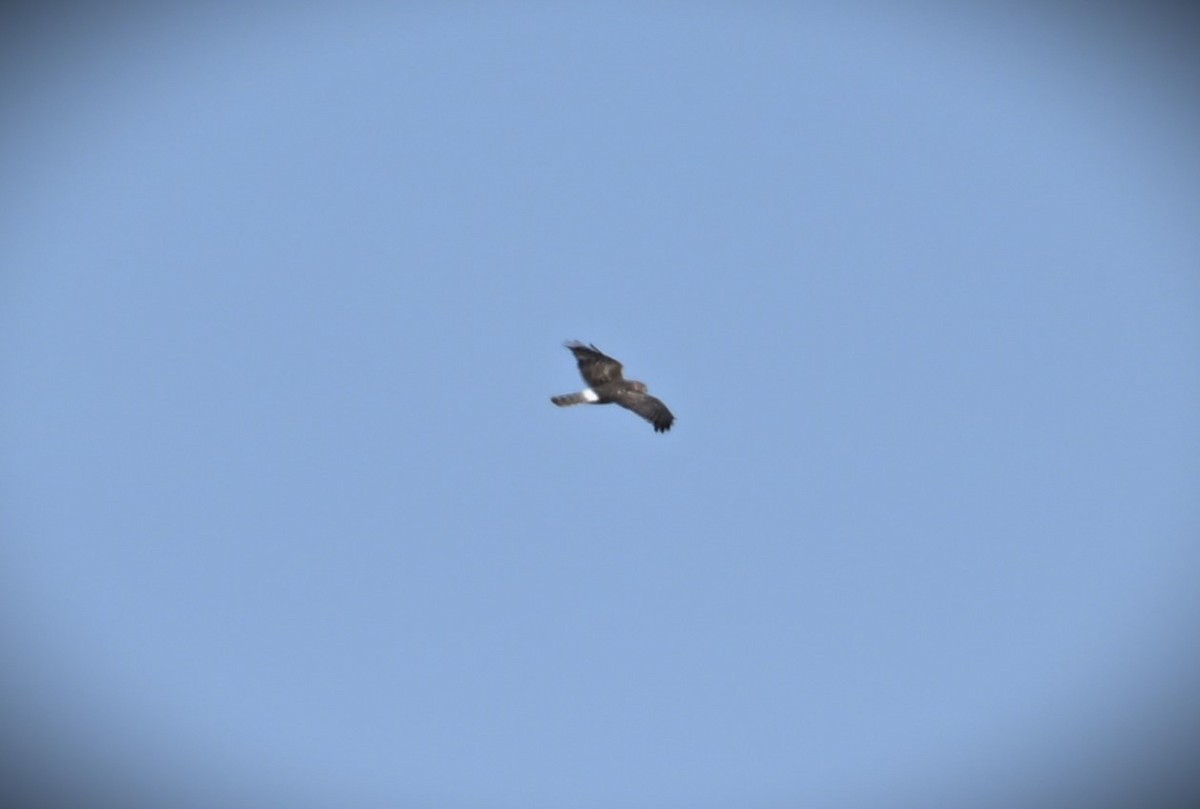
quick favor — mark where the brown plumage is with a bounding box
[550,341,675,433]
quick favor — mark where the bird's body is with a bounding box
[550,341,675,433]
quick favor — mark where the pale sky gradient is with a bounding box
[3,3,1200,808]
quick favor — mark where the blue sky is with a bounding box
[3,3,1200,808]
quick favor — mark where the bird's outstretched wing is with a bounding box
[612,390,675,433]
[565,341,624,387]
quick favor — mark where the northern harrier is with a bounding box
[550,341,675,433]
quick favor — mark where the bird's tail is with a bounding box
[551,392,589,407]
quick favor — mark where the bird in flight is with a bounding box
[550,341,675,433]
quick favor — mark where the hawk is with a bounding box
[550,341,675,433]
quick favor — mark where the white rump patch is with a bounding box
[581,388,600,403]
